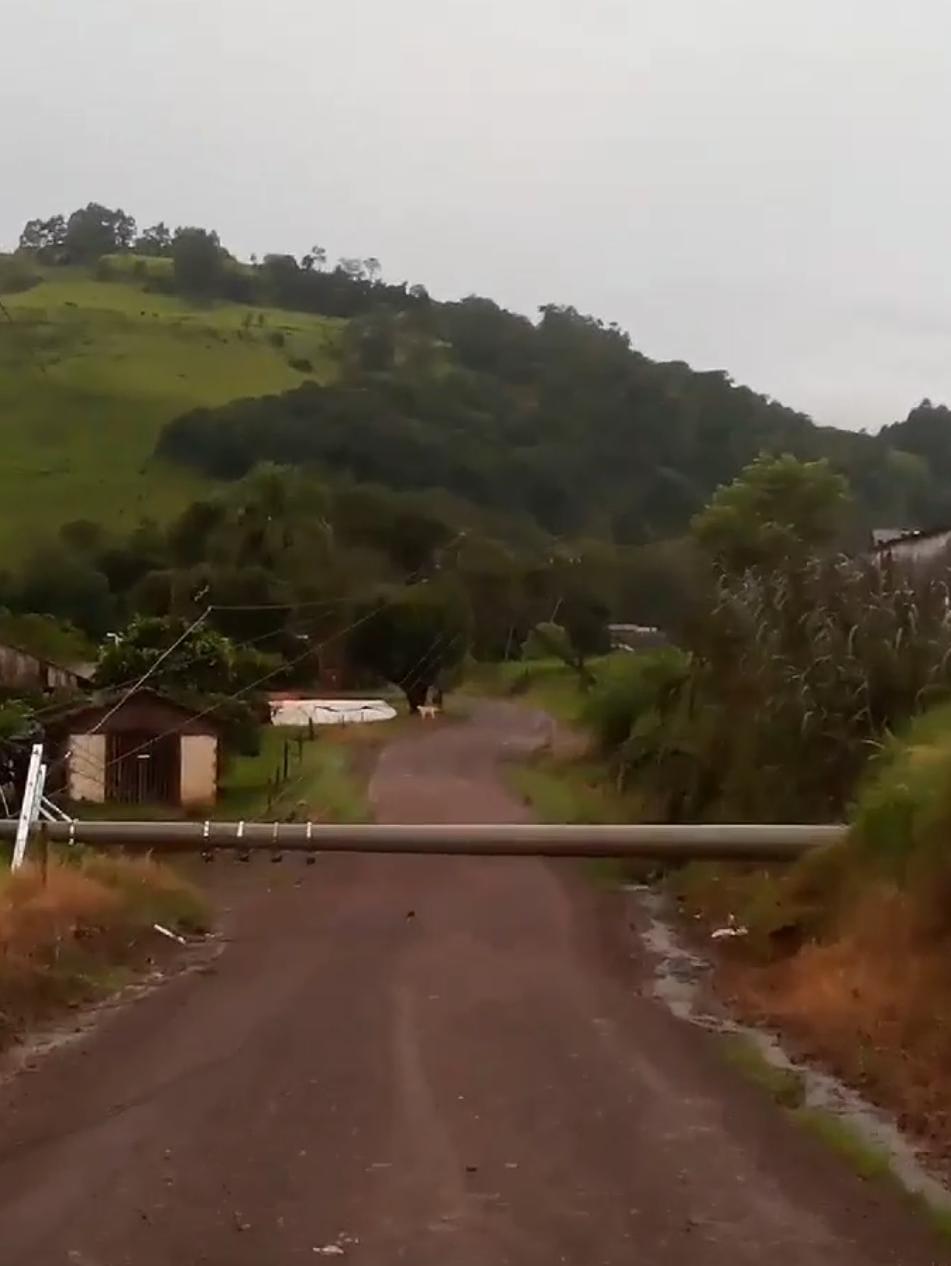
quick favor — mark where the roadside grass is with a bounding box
[474,658,650,883]
[718,1031,951,1242]
[718,1033,805,1108]
[218,708,464,824]
[0,853,210,1047]
[507,752,656,887]
[217,725,372,823]
[791,1106,892,1181]
[466,657,613,726]
[508,757,630,826]
[0,270,343,559]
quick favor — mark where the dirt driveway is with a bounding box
[0,700,942,1264]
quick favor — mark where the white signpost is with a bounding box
[11,743,47,871]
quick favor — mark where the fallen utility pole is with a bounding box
[0,820,847,861]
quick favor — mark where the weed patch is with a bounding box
[0,854,209,1046]
[719,1033,805,1108]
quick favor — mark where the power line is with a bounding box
[45,593,379,789]
[31,575,433,726]
[400,629,463,700]
[46,574,446,796]
[395,628,452,689]
[208,594,354,613]
[29,598,357,725]
[42,603,349,786]
[87,608,211,735]
[63,582,431,786]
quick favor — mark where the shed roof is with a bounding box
[44,687,223,736]
[0,639,92,682]
[872,526,951,551]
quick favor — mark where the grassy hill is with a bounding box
[0,266,342,560]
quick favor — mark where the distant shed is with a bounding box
[50,688,221,810]
[0,641,88,693]
[870,526,951,573]
[608,623,668,652]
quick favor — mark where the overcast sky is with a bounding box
[4,0,949,430]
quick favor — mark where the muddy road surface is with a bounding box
[0,702,942,1264]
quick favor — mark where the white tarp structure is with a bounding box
[269,698,397,727]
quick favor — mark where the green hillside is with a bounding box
[0,267,341,559]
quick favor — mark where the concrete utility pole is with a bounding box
[11,744,46,871]
[0,819,846,861]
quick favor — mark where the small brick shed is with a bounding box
[52,689,221,811]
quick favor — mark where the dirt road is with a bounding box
[0,702,943,1264]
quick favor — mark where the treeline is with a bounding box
[0,463,626,709]
[158,302,946,544]
[16,201,426,319]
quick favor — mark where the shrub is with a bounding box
[851,702,951,883]
[522,621,571,661]
[287,355,312,373]
[582,648,690,754]
[0,255,40,295]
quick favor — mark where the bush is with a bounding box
[0,255,40,295]
[581,648,690,754]
[287,355,312,373]
[851,702,951,882]
[522,621,571,661]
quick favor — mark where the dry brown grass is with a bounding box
[0,854,209,1046]
[733,885,951,1154]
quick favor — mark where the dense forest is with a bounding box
[156,287,948,547]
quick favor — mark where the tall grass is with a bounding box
[851,703,951,877]
[581,649,690,758]
[602,557,951,822]
[679,693,951,1154]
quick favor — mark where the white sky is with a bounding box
[4,0,949,430]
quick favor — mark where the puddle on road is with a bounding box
[626,884,951,1215]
